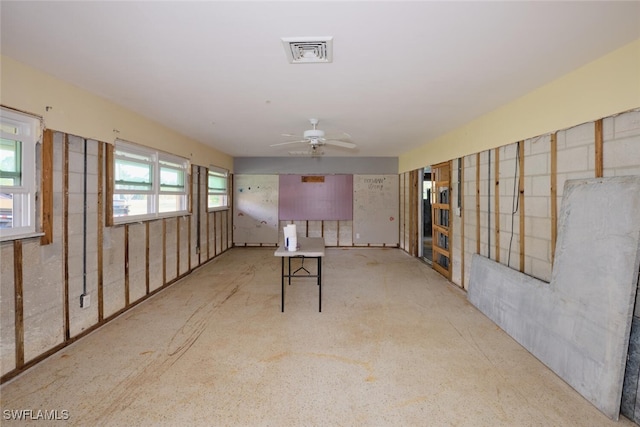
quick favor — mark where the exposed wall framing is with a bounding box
[0,131,234,384]
[409,108,640,289]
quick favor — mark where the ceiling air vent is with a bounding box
[281,37,333,64]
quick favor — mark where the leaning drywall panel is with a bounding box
[469,176,640,420]
[0,242,16,375]
[233,175,278,244]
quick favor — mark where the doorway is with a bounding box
[422,167,433,264]
[431,161,452,279]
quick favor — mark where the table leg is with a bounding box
[318,256,322,312]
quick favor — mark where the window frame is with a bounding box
[0,107,41,241]
[112,140,189,224]
[207,166,229,211]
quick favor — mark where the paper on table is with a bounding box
[284,224,297,251]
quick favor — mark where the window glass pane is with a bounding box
[159,194,186,213]
[208,194,227,209]
[115,158,152,191]
[0,138,21,186]
[0,193,14,228]
[114,194,151,217]
[160,167,185,192]
[208,174,226,192]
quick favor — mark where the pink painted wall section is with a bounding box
[279,174,353,220]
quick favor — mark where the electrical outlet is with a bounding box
[80,294,90,308]
[356,233,360,239]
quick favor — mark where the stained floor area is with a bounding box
[0,248,634,426]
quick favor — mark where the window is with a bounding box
[207,166,228,210]
[0,107,40,240]
[113,140,188,222]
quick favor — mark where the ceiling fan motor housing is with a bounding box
[304,129,325,140]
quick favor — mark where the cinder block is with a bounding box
[526,153,549,176]
[67,172,85,194]
[103,278,126,319]
[524,195,549,218]
[67,135,84,153]
[85,139,99,156]
[500,143,518,160]
[528,134,551,155]
[605,166,640,177]
[307,221,322,238]
[530,175,551,197]
[612,110,640,139]
[564,122,595,148]
[604,136,640,170]
[557,145,590,173]
[338,221,353,246]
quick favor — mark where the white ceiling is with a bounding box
[1,1,639,158]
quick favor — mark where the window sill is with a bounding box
[0,231,45,243]
[112,211,192,226]
[207,206,230,213]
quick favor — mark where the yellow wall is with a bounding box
[399,39,640,173]
[0,56,233,170]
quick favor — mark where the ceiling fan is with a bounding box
[270,119,357,155]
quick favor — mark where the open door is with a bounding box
[432,161,452,279]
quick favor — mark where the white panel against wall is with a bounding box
[233,175,279,244]
[353,175,399,245]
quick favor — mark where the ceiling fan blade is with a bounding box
[325,132,353,141]
[325,140,357,149]
[270,139,308,147]
[281,133,297,137]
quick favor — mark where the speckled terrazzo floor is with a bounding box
[0,247,634,426]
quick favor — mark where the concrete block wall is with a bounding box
[447,108,640,289]
[451,158,463,287]
[497,143,520,270]
[462,155,478,289]
[67,136,100,337]
[0,130,233,383]
[603,110,640,177]
[273,220,355,247]
[523,135,553,281]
